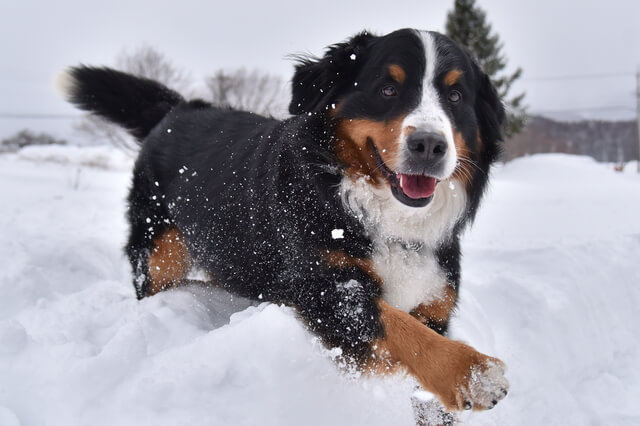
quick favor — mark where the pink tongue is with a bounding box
[399,174,437,199]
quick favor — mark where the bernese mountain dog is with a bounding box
[59,28,509,414]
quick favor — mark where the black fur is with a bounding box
[65,66,184,141]
[63,29,505,360]
[289,31,375,115]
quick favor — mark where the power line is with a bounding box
[1,69,638,120]
[532,105,636,114]
[522,71,635,82]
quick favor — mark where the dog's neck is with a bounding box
[339,175,467,247]
[339,175,467,312]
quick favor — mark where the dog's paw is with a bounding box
[458,357,509,411]
[430,344,509,412]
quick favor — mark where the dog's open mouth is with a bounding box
[369,139,437,208]
[398,174,437,199]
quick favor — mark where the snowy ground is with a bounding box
[0,146,639,426]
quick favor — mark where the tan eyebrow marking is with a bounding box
[388,64,406,84]
[444,69,463,86]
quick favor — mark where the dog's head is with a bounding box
[290,29,505,209]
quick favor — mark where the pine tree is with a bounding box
[446,0,526,137]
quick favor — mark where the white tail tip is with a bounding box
[53,68,76,100]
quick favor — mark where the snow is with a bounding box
[11,144,132,171]
[332,228,345,239]
[1,147,639,425]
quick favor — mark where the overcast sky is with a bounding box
[1,0,639,141]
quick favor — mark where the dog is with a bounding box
[59,28,508,413]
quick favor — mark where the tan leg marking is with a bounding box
[372,300,509,412]
[147,227,191,296]
[320,249,381,282]
[411,285,457,326]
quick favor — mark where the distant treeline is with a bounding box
[3,115,639,165]
[504,116,639,163]
[0,129,67,153]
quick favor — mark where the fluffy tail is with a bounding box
[56,66,184,141]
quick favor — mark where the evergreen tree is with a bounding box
[446,0,526,137]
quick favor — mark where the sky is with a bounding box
[1,0,639,142]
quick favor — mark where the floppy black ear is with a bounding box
[289,32,374,115]
[473,63,506,162]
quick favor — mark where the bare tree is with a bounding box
[74,46,289,150]
[74,45,191,151]
[115,45,191,92]
[73,114,131,150]
[205,68,288,117]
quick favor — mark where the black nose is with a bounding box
[407,131,447,161]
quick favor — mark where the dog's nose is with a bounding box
[407,131,447,161]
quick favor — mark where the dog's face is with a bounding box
[290,29,505,209]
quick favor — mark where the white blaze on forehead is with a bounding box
[400,31,457,179]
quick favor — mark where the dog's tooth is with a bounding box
[399,174,405,188]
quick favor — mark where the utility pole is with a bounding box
[637,68,640,172]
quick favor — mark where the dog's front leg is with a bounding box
[290,263,507,412]
[374,300,509,412]
[293,264,385,359]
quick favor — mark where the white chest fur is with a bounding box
[371,239,447,312]
[340,176,467,312]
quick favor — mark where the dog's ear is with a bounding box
[473,62,506,162]
[289,32,375,115]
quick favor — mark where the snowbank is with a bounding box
[0,150,638,425]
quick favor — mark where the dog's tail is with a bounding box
[56,66,184,141]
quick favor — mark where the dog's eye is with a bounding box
[381,85,397,97]
[448,90,462,103]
